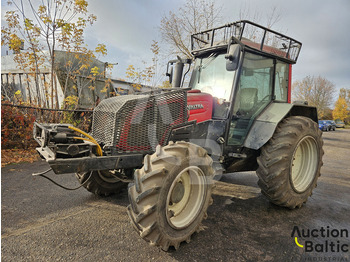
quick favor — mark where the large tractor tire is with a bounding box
[257,116,324,209]
[127,141,214,251]
[76,170,127,196]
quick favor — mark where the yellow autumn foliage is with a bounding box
[333,97,349,121]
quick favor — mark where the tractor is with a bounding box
[33,20,323,251]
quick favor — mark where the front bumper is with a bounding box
[34,122,144,174]
[38,147,143,174]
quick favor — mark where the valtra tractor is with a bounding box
[33,20,323,251]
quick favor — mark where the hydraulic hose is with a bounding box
[68,126,103,156]
[73,137,103,156]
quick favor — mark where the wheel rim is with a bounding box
[166,166,206,229]
[97,170,120,183]
[291,136,318,193]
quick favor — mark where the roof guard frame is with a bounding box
[191,20,302,63]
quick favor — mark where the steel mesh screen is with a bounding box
[91,95,148,146]
[91,91,187,153]
[155,91,187,146]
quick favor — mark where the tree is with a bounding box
[332,97,348,122]
[238,6,283,48]
[160,80,171,89]
[339,88,350,107]
[292,76,336,118]
[239,6,281,29]
[149,40,162,87]
[125,65,144,94]
[1,0,106,108]
[159,0,222,58]
[159,1,284,60]
[125,41,162,91]
[56,46,109,109]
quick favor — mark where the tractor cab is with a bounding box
[169,20,302,148]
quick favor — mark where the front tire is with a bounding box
[257,116,324,209]
[76,170,127,196]
[127,141,214,251]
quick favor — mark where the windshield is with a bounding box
[189,53,235,101]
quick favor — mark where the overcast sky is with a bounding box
[88,0,350,95]
[2,0,350,97]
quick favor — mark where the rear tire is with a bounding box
[76,170,127,196]
[257,116,323,209]
[127,141,214,251]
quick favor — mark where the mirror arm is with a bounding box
[225,36,244,60]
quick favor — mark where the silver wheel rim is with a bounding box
[291,136,318,193]
[166,166,206,229]
[97,170,120,183]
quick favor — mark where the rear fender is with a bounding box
[243,103,318,150]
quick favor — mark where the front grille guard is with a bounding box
[91,90,187,154]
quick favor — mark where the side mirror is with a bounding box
[225,44,241,71]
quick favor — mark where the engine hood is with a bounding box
[187,90,213,123]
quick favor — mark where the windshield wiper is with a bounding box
[202,53,217,69]
[197,53,218,83]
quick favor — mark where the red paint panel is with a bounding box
[288,64,292,103]
[187,91,213,123]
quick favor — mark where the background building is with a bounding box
[1,50,156,109]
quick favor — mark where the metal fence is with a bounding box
[1,103,93,149]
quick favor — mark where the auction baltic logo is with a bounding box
[292,226,349,253]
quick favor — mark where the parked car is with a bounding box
[325,120,336,131]
[335,120,345,128]
[318,120,330,131]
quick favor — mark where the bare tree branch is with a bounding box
[159,0,222,58]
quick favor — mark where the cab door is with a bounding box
[228,52,275,146]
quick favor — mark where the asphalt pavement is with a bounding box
[1,129,350,262]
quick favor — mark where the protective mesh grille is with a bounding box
[91,95,148,146]
[91,91,187,153]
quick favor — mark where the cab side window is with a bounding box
[274,61,289,102]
